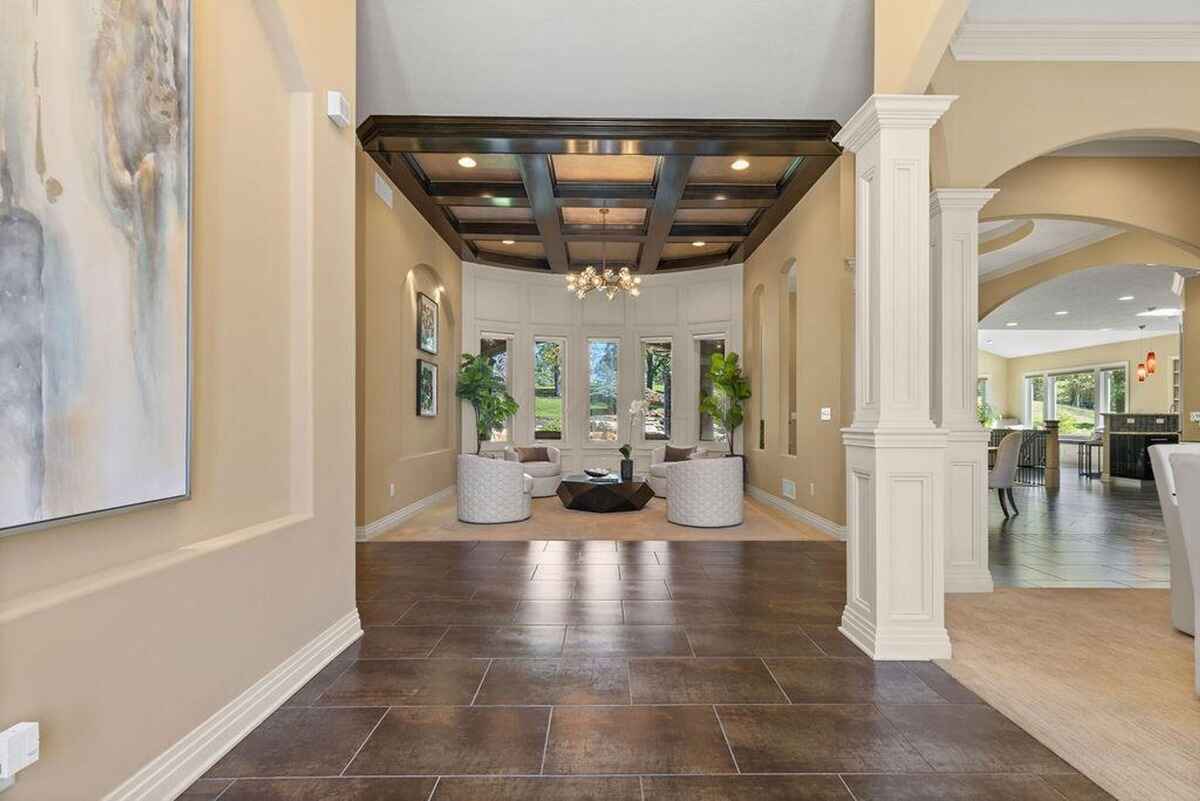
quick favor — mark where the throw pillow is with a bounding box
[516,446,549,463]
[664,445,695,462]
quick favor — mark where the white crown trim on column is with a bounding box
[930,188,999,217]
[834,95,958,153]
[951,21,1200,62]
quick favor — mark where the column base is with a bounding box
[840,604,953,661]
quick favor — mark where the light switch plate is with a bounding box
[819,407,832,421]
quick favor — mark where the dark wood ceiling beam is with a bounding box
[472,251,552,272]
[639,156,694,274]
[555,184,655,207]
[427,181,529,206]
[656,253,735,272]
[517,155,571,273]
[457,223,541,241]
[666,224,748,243]
[731,155,838,263]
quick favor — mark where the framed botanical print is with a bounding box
[417,359,438,417]
[417,291,438,354]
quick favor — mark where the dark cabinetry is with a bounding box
[1110,434,1179,480]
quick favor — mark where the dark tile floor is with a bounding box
[187,539,1116,800]
[990,476,1170,588]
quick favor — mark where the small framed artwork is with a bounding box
[417,291,438,354]
[417,359,438,417]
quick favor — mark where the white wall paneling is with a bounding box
[461,262,743,475]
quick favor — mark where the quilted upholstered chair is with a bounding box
[504,445,562,497]
[1150,443,1200,635]
[666,456,743,528]
[647,444,710,497]
[1168,452,1200,696]
[457,455,532,524]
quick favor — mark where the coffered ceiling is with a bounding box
[358,116,842,273]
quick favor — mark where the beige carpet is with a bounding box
[372,495,835,542]
[943,588,1200,801]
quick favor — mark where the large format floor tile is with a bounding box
[181,538,1119,801]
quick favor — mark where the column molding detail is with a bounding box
[835,94,956,661]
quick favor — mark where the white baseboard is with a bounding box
[747,485,847,540]
[103,609,362,801]
[356,485,455,541]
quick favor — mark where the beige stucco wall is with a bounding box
[930,56,1200,189]
[743,157,853,526]
[990,334,1180,426]
[0,2,357,798]
[978,349,1011,419]
[356,151,463,527]
[873,0,968,94]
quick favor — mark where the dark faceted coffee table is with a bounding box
[557,474,654,512]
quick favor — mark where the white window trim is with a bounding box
[1021,361,1127,430]
[532,335,568,444]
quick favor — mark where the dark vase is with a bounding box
[620,459,634,481]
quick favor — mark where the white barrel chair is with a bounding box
[1150,443,1200,635]
[1167,452,1200,696]
[504,445,562,497]
[457,455,532,524]
[647,444,710,497]
[666,456,743,528]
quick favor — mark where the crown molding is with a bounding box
[834,95,957,153]
[951,21,1200,62]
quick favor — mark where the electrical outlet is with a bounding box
[809,482,816,497]
[819,407,832,421]
[782,479,797,500]
[389,483,396,498]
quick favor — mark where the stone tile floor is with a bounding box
[183,539,1115,800]
[990,476,1170,589]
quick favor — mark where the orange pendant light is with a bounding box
[1146,351,1158,375]
[1137,362,1148,383]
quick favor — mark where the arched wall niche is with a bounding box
[781,258,799,457]
[750,284,770,450]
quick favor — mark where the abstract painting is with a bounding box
[0,1,191,532]
[417,359,438,417]
[417,291,438,354]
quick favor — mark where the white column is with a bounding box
[836,95,955,661]
[931,190,997,594]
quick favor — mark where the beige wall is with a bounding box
[874,0,968,94]
[984,334,1180,427]
[356,152,462,527]
[978,349,1011,419]
[930,56,1200,188]
[0,2,357,798]
[1184,278,1200,442]
[743,157,853,526]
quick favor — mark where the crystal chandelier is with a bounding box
[565,208,642,301]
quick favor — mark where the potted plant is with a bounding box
[699,351,751,458]
[619,400,647,481]
[456,353,519,455]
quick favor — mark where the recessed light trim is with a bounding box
[692,241,707,247]
[1005,322,1019,327]
[457,156,477,168]
[500,239,515,245]
[1054,310,1069,316]
[730,158,750,171]
[1118,295,1135,301]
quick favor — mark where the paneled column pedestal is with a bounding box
[931,189,997,595]
[835,95,956,661]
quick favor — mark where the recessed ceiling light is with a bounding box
[714,194,727,201]
[731,158,750,171]
[1005,322,1019,327]
[457,156,477,168]
[501,239,515,245]
[985,339,994,345]
[1054,310,1069,316]
[1118,295,1135,301]
[1136,307,1182,317]
[692,241,707,247]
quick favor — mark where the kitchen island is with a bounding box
[1102,413,1180,483]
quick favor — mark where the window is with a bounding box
[588,338,620,442]
[641,339,672,441]
[1101,366,1127,417]
[698,336,727,442]
[480,335,511,442]
[1025,375,1046,428]
[752,286,768,450]
[533,338,564,440]
[1051,370,1097,435]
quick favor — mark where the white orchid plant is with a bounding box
[620,399,648,460]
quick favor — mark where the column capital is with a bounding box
[929,188,999,217]
[834,94,958,153]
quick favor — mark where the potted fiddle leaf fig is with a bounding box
[699,351,751,457]
[456,353,519,455]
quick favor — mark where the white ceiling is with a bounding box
[356,0,872,124]
[967,0,1200,23]
[979,264,1192,357]
[979,219,1119,279]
